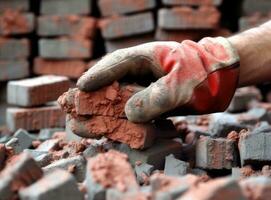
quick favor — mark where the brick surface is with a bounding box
[162,0,222,6]
[105,34,154,53]
[100,12,155,40]
[0,38,30,59]
[14,129,35,150]
[0,11,34,36]
[135,163,154,184]
[37,138,60,152]
[0,60,29,81]
[38,15,96,38]
[19,169,83,200]
[0,153,43,200]
[98,0,156,16]
[7,75,70,107]
[5,137,23,154]
[34,58,87,79]
[6,104,66,132]
[39,38,92,59]
[40,0,91,15]
[158,6,220,30]
[0,0,30,13]
[164,154,190,176]
[195,136,237,170]
[243,0,271,15]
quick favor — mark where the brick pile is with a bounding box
[33,0,96,79]
[97,0,157,53]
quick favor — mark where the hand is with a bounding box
[77,37,240,123]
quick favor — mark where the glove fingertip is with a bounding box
[125,96,150,123]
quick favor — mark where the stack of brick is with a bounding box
[34,0,96,80]
[0,0,34,81]
[239,0,271,31]
[97,0,157,53]
[156,0,228,43]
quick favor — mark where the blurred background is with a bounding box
[0,0,271,127]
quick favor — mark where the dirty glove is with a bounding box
[77,37,240,123]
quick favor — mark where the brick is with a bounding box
[239,128,271,166]
[6,104,65,132]
[158,6,220,30]
[38,15,96,38]
[14,128,35,149]
[243,0,271,15]
[105,34,154,53]
[86,150,138,200]
[7,75,70,107]
[39,38,92,59]
[0,0,29,13]
[162,0,222,6]
[38,128,64,141]
[106,189,148,200]
[118,139,182,169]
[135,163,154,184]
[98,0,156,16]
[195,136,237,170]
[40,0,91,15]
[37,139,60,152]
[0,153,43,200]
[5,137,23,154]
[238,108,271,125]
[23,149,52,167]
[0,60,29,81]
[0,11,34,36]
[19,169,83,200]
[164,154,190,176]
[34,58,87,79]
[0,38,30,59]
[65,116,84,142]
[43,155,86,182]
[100,12,155,40]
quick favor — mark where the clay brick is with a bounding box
[0,153,43,200]
[14,129,35,150]
[0,11,34,36]
[158,6,220,30]
[19,169,83,200]
[34,58,87,79]
[39,38,92,59]
[0,60,29,81]
[162,0,222,6]
[164,154,190,176]
[100,12,155,40]
[38,15,96,38]
[40,0,91,15]
[195,136,237,170]
[37,139,60,152]
[0,0,29,13]
[38,128,64,141]
[98,0,156,16]
[135,163,154,184]
[243,0,271,15]
[6,104,66,132]
[0,38,30,59]
[105,34,154,53]
[7,75,70,107]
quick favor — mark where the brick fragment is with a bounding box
[6,104,65,132]
[0,60,29,81]
[38,15,96,38]
[0,153,43,200]
[5,137,22,154]
[0,11,34,36]
[162,0,222,6]
[34,58,87,79]
[43,155,86,182]
[0,0,29,13]
[135,163,154,184]
[164,154,190,176]
[0,38,30,59]
[195,136,237,170]
[19,169,83,200]
[7,75,70,107]
[100,12,155,40]
[38,128,64,141]
[14,129,35,150]
[0,144,6,167]
[37,139,60,152]
[40,0,91,15]
[158,6,220,30]
[39,38,92,59]
[98,0,156,16]
[106,189,148,200]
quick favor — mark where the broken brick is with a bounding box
[5,137,23,154]
[0,38,30,59]
[7,75,70,107]
[37,15,96,38]
[0,0,30,13]
[37,138,60,152]
[162,0,222,6]
[158,6,220,30]
[164,154,190,176]
[135,163,154,184]
[0,60,29,81]
[13,129,35,150]
[0,144,6,167]
[38,128,65,141]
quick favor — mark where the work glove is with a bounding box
[77,37,240,123]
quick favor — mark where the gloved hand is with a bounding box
[77,37,240,123]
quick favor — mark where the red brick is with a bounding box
[34,58,87,79]
[6,104,66,132]
[0,10,34,36]
[158,6,220,30]
[0,0,30,13]
[37,15,96,38]
[0,38,30,59]
[0,60,29,81]
[162,0,222,6]
[98,0,156,16]
[99,12,155,40]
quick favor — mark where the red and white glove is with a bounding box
[77,37,240,122]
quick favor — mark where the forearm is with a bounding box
[228,20,271,87]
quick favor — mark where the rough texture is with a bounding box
[0,60,29,81]
[0,38,30,59]
[162,0,222,6]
